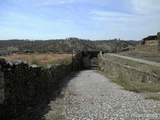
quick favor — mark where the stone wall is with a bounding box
[0,64,5,104]
[145,40,159,46]
[135,45,159,54]
[136,32,160,54]
[72,51,83,70]
[157,32,160,51]
[0,52,83,119]
[99,52,160,84]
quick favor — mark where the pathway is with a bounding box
[106,54,160,67]
[43,70,160,120]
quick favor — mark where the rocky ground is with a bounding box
[42,70,160,120]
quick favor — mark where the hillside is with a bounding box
[0,38,139,54]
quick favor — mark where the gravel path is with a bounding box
[107,54,160,67]
[43,70,160,120]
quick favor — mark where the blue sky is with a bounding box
[0,0,160,40]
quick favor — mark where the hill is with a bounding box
[0,38,139,54]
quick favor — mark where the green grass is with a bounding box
[99,71,160,93]
[145,95,160,101]
[112,76,160,93]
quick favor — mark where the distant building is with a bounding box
[136,32,160,53]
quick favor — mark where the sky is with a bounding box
[0,0,160,40]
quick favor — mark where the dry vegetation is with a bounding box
[100,51,160,101]
[3,53,72,66]
[99,71,160,101]
[104,54,160,74]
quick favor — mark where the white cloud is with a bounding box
[130,0,160,36]
[43,0,74,5]
[90,11,135,22]
[131,0,160,15]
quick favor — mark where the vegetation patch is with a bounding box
[99,71,160,93]
[145,95,160,101]
[103,54,160,74]
[3,53,72,67]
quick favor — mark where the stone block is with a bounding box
[0,89,5,104]
[0,77,4,89]
[0,71,4,77]
[157,32,160,39]
[0,58,5,64]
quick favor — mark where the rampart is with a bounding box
[0,52,83,119]
[99,52,160,84]
[135,45,159,54]
[136,32,160,54]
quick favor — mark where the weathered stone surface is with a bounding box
[0,71,4,77]
[0,58,5,64]
[0,77,4,89]
[30,64,38,68]
[47,64,52,69]
[157,32,160,39]
[6,60,13,67]
[136,45,159,54]
[0,89,4,104]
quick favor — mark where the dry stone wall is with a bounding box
[158,32,160,51]
[99,52,160,84]
[0,52,83,119]
[136,32,160,54]
[0,65,5,104]
[135,45,159,54]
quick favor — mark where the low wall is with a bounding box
[72,51,83,70]
[99,52,160,84]
[0,52,83,119]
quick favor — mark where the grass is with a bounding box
[99,71,160,93]
[99,70,160,101]
[145,95,160,101]
[112,76,160,93]
[3,53,72,67]
[103,54,160,74]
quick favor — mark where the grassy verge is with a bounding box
[111,76,160,93]
[103,54,160,74]
[99,71,160,101]
[145,95,160,101]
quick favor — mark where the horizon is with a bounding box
[1,0,160,40]
[0,38,139,41]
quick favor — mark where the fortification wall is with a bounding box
[99,52,160,84]
[157,32,160,39]
[145,40,159,46]
[0,64,5,104]
[157,32,160,51]
[0,52,83,119]
[135,45,159,54]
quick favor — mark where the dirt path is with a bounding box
[43,70,160,120]
[107,53,160,67]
